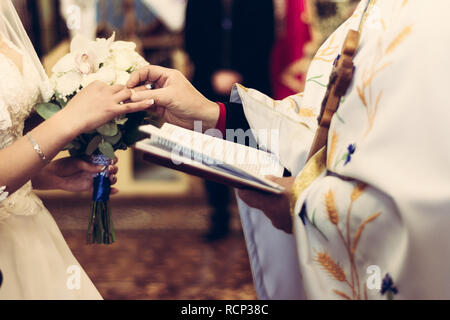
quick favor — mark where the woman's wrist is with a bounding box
[46,108,81,147]
[55,107,85,140]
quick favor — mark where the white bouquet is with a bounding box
[35,33,149,244]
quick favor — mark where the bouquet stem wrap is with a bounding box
[87,154,115,244]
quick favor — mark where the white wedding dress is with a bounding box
[0,38,101,300]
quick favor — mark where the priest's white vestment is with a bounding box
[232,0,450,299]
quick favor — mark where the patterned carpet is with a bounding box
[47,198,257,300]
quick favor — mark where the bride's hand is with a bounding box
[32,157,119,194]
[62,81,155,136]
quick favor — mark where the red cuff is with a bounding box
[215,102,227,137]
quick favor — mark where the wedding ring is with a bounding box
[145,83,153,90]
[119,101,124,105]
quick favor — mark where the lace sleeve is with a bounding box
[0,97,12,131]
[0,97,11,202]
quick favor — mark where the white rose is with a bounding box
[54,71,83,96]
[81,65,116,87]
[109,40,148,71]
[134,53,149,69]
[109,49,137,72]
[114,71,131,86]
[110,41,136,52]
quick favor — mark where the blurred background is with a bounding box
[14,0,358,299]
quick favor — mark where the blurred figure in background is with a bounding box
[271,0,311,100]
[271,0,359,100]
[185,0,275,242]
[60,0,98,40]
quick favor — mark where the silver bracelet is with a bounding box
[26,133,50,164]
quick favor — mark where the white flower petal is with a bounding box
[52,54,77,74]
[106,32,116,46]
[91,39,113,71]
[70,34,91,54]
[135,53,149,69]
[110,41,136,52]
[114,71,131,86]
[55,71,83,96]
[81,65,116,87]
[114,50,137,71]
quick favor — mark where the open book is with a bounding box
[135,123,285,194]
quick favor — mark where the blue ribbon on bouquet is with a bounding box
[93,173,111,202]
[91,154,111,201]
[87,155,115,244]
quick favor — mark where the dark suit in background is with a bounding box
[186,0,275,99]
[185,0,275,241]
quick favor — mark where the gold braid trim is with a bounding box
[290,146,327,220]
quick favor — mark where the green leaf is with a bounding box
[55,95,68,108]
[122,111,147,146]
[115,117,128,125]
[104,131,122,145]
[35,103,61,120]
[97,122,118,136]
[123,128,144,146]
[62,142,74,151]
[98,141,115,160]
[85,135,103,155]
[63,141,81,151]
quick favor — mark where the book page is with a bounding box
[157,123,284,177]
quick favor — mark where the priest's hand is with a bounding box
[237,176,296,234]
[127,65,220,131]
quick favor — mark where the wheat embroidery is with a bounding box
[352,212,381,254]
[315,252,347,282]
[316,183,382,300]
[325,190,339,225]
